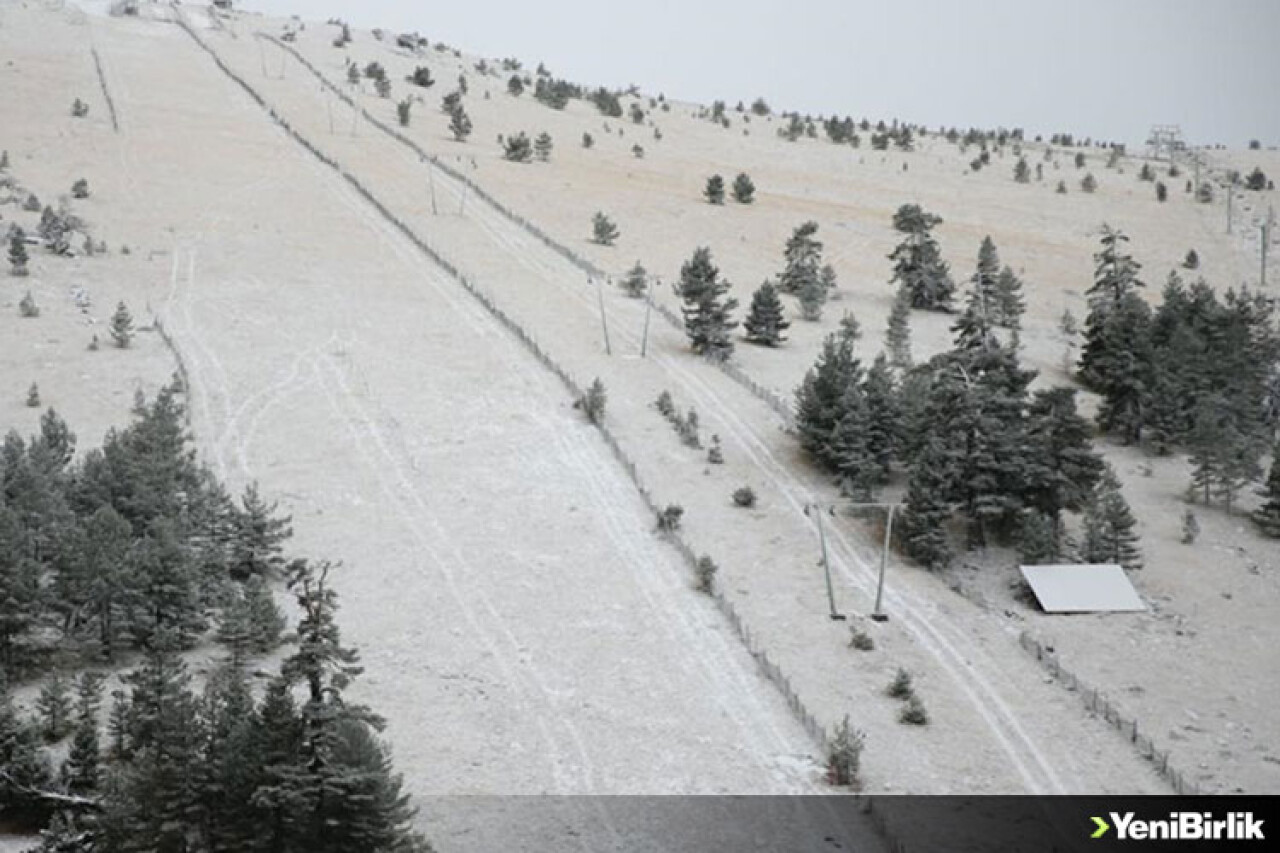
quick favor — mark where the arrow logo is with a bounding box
[1091,816,1110,839]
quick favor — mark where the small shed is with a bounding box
[1019,564,1145,613]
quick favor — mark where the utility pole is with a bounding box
[595,277,612,355]
[640,276,655,357]
[846,502,904,621]
[803,502,845,621]
[428,161,438,215]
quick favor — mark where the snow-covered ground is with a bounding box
[3,11,1278,851]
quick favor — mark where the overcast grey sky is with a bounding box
[245,0,1279,147]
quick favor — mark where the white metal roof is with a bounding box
[1019,564,1146,613]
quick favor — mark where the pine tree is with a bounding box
[777,221,822,295]
[621,261,647,297]
[1013,157,1030,183]
[888,204,954,311]
[1092,292,1154,443]
[952,236,1002,352]
[829,384,877,499]
[1022,387,1104,535]
[503,131,532,162]
[1187,393,1266,512]
[76,505,134,659]
[797,271,827,321]
[674,247,738,360]
[901,438,953,569]
[62,673,104,795]
[534,131,553,161]
[0,512,43,671]
[826,715,864,787]
[199,661,269,852]
[232,482,293,581]
[448,105,472,141]
[742,281,789,346]
[591,212,619,246]
[109,302,133,348]
[106,690,130,760]
[396,98,412,127]
[1180,508,1200,544]
[1081,172,1097,193]
[109,629,206,850]
[128,517,208,649]
[704,174,725,204]
[256,559,430,853]
[885,286,913,370]
[1017,510,1059,565]
[861,353,901,483]
[1080,465,1142,569]
[8,227,28,276]
[794,331,863,469]
[732,172,755,203]
[36,674,74,742]
[994,266,1025,330]
[0,679,55,830]
[507,75,524,96]
[1253,451,1280,537]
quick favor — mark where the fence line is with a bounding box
[1018,630,1198,795]
[151,315,192,427]
[90,47,120,133]
[261,33,796,433]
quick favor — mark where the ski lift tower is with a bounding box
[1146,125,1185,163]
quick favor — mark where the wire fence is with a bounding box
[90,47,120,133]
[1018,630,1199,795]
[151,315,192,427]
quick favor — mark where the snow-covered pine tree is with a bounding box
[674,247,738,360]
[743,281,789,346]
[1080,465,1142,569]
[888,204,954,311]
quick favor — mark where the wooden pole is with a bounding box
[640,276,655,357]
[596,277,612,355]
[871,505,895,621]
[428,162,438,215]
[805,503,844,621]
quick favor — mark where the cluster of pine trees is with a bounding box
[1,384,429,851]
[1078,226,1280,521]
[795,234,1141,571]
